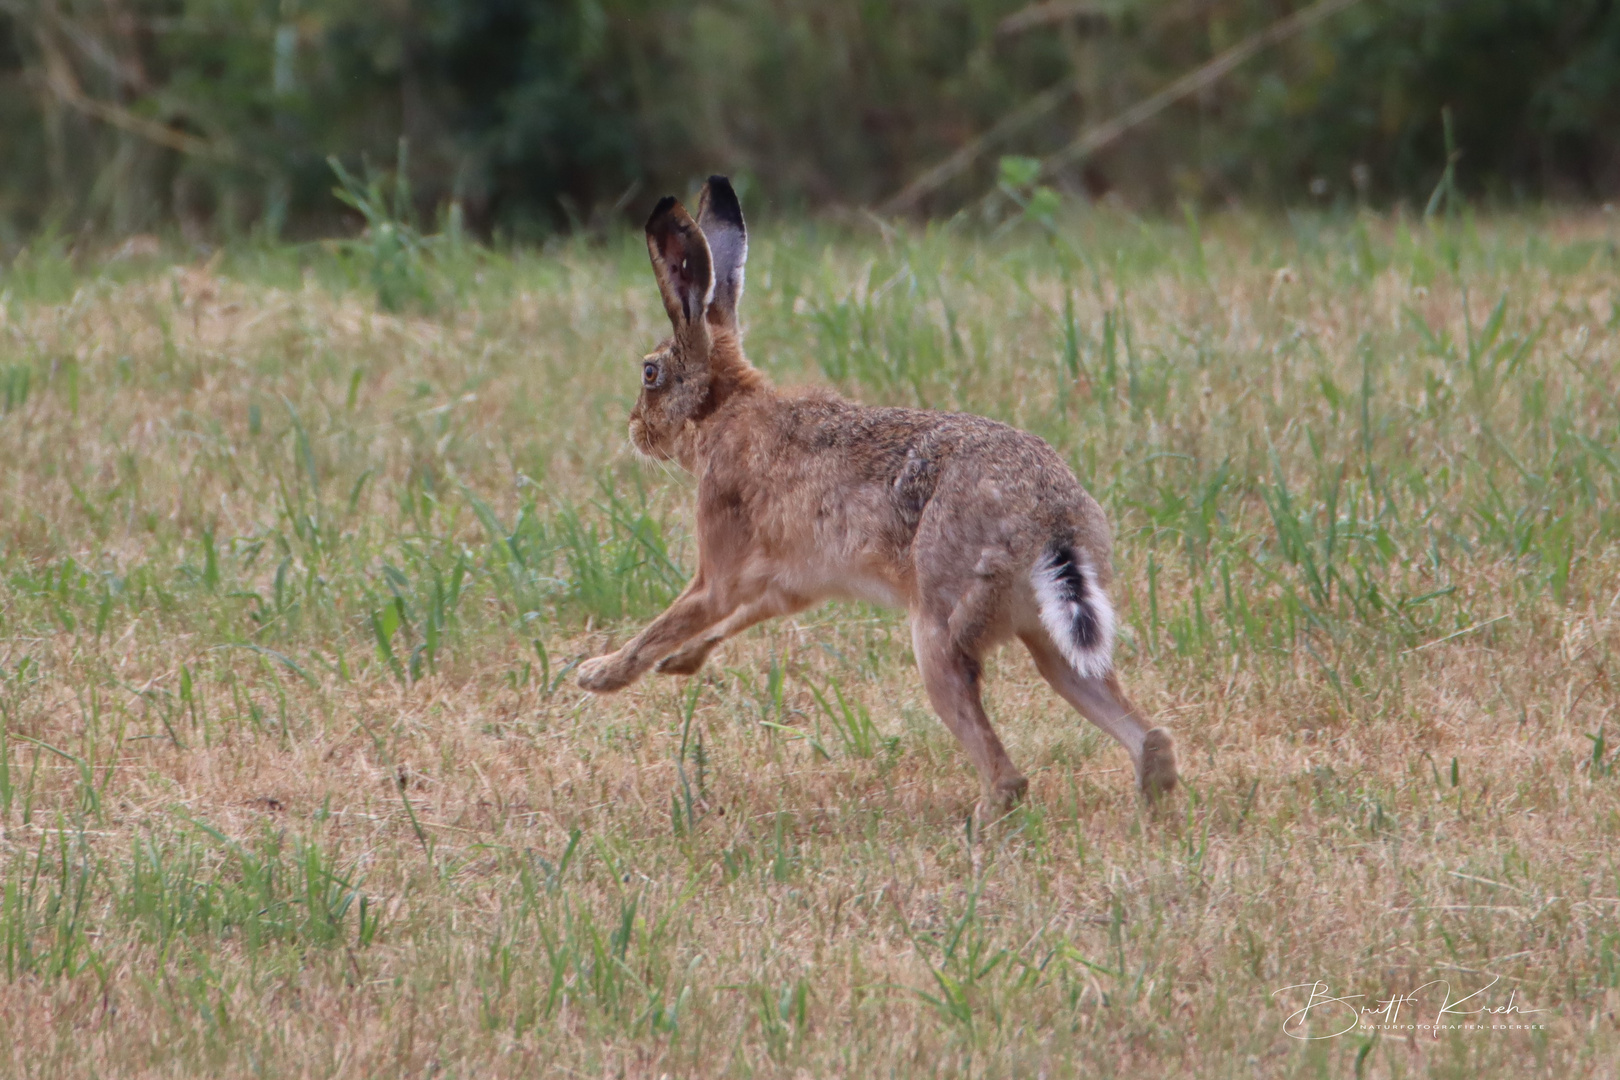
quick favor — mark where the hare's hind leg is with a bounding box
[912,616,1027,815]
[1021,631,1178,801]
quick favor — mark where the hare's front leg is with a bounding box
[655,588,811,675]
[578,581,728,692]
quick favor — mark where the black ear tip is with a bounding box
[700,176,745,229]
[646,195,680,232]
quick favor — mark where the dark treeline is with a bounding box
[1,0,1617,243]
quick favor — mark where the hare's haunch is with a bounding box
[578,176,1178,815]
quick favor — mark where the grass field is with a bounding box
[0,205,1617,1078]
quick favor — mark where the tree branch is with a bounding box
[881,0,1366,215]
[1036,0,1364,181]
[2,0,233,161]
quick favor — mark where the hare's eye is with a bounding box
[643,361,660,386]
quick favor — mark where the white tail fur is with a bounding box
[1032,544,1116,680]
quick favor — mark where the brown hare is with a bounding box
[578,176,1178,815]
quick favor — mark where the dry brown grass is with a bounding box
[0,210,1617,1078]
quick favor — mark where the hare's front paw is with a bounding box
[655,640,713,676]
[578,654,633,693]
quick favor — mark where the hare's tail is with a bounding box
[1032,542,1116,680]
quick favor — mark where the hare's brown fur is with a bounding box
[579,178,1178,814]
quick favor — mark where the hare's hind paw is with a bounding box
[578,654,634,693]
[1139,727,1179,803]
[978,774,1029,822]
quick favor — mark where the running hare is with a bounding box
[578,176,1178,814]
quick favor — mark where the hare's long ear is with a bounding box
[646,196,714,330]
[696,175,747,330]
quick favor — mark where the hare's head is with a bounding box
[630,176,755,461]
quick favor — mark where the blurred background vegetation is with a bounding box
[0,0,1617,245]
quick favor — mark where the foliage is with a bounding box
[1224,0,1620,203]
[325,142,437,312]
[1,0,1618,244]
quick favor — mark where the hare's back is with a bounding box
[768,394,1106,558]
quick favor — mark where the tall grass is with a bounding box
[0,207,1616,1076]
